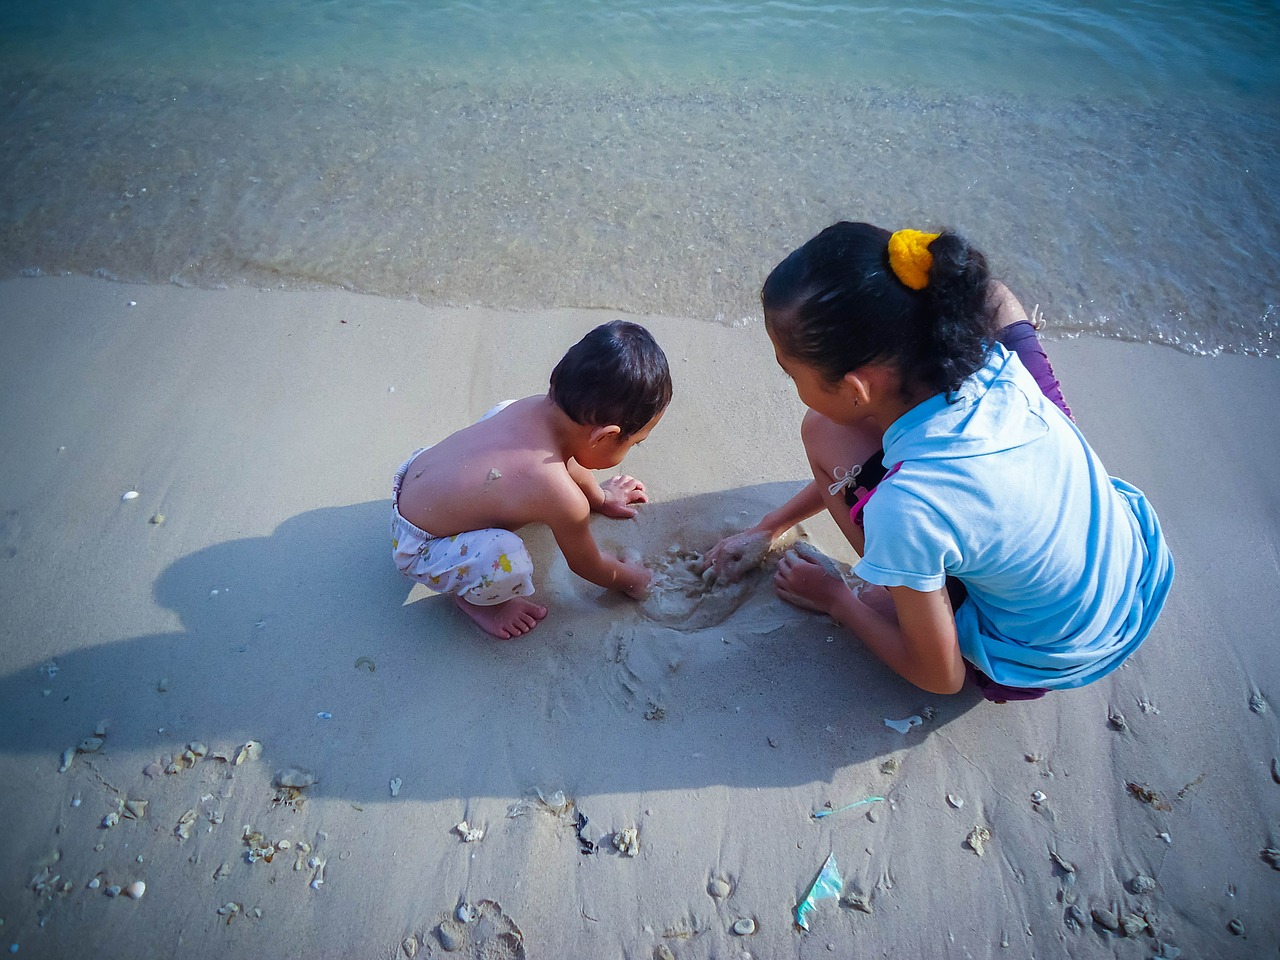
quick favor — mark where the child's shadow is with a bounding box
[0,482,982,806]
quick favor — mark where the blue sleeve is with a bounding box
[853,487,959,593]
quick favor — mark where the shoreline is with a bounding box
[1,277,1277,958]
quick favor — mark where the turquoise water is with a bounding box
[2,0,1278,355]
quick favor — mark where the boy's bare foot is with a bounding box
[455,595,548,640]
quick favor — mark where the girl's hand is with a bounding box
[702,528,773,584]
[598,475,648,519]
[773,548,850,614]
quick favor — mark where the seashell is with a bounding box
[456,903,479,924]
[353,656,376,673]
[105,884,122,898]
[402,936,418,958]
[276,839,291,850]
[1227,918,1245,936]
[453,821,483,842]
[1031,790,1047,804]
[273,767,317,789]
[217,902,241,918]
[965,825,991,856]
[121,491,139,501]
[77,737,104,754]
[1249,693,1268,714]
[655,945,676,960]
[156,677,168,693]
[1091,908,1119,932]
[149,514,165,525]
[123,800,147,820]
[390,777,402,797]
[94,720,110,737]
[884,715,923,734]
[233,740,262,765]
[188,742,207,758]
[707,878,730,899]
[946,793,964,809]
[58,748,75,773]
[1130,874,1156,895]
[487,468,502,482]
[612,827,640,857]
[841,893,874,915]
[125,881,145,900]
[1050,850,1075,873]
[101,812,119,829]
[174,808,197,841]
[1108,708,1127,730]
[87,877,101,890]
[732,917,756,936]
[70,794,82,808]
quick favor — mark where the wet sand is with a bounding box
[0,277,1277,958]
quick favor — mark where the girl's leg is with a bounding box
[799,409,883,556]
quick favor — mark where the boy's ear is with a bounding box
[589,424,623,445]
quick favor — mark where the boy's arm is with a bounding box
[567,460,649,519]
[546,484,651,598]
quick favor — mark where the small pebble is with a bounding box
[437,925,461,952]
[1031,790,1047,804]
[946,793,964,809]
[127,300,137,307]
[1130,874,1156,895]
[87,878,100,890]
[149,514,165,525]
[105,885,121,898]
[121,491,139,502]
[125,881,145,900]
[732,918,756,936]
[708,878,730,899]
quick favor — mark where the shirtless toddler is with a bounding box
[391,321,671,639]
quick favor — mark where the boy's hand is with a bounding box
[617,556,653,599]
[598,475,649,519]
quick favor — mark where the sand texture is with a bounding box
[1,278,1278,959]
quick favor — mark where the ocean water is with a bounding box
[1,0,1278,356]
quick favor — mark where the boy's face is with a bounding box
[581,408,665,470]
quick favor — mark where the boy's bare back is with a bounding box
[396,396,583,539]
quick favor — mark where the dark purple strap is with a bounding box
[999,321,1072,421]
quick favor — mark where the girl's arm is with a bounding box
[704,480,827,582]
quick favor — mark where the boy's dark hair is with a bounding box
[550,320,673,436]
[762,221,996,399]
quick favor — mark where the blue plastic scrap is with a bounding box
[795,851,843,930]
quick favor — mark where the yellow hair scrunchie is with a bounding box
[887,229,941,291]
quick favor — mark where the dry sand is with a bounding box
[1,277,1277,959]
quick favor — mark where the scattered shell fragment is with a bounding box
[879,757,900,775]
[453,820,483,843]
[1108,707,1127,730]
[121,491,139,501]
[389,778,402,798]
[213,863,231,882]
[456,903,479,924]
[707,878,731,899]
[401,936,418,958]
[1227,918,1245,936]
[125,881,145,900]
[1091,908,1119,932]
[94,719,109,736]
[101,812,119,829]
[946,793,964,809]
[612,827,640,857]
[732,917,756,936]
[1260,847,1280,870]
[883,715,923,734]
[1119,913,1148,937]
[1248,693,1268,714]
[1031,790,1047,804]
[965,826,991,856]
[486,468,502,482]
[1130,874,1156,895]
[122,800,147,820]
[87,877,100,890]
[233,741,262,765]
[175,809,197,841]
[654,945,676,960]
[149,514,165,525]
[841,893,874,915]
[188,742,207,758]
[353,656,376,672]
[77,737,104,754]
[274,767,317,789]
[105,884,122,898]
[1271,758,1280,784]
[57,748,74,773]
[1050,850,1076,873]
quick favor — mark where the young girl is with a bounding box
[707,222,1174,699]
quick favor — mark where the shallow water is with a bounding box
[2,0,1278,356]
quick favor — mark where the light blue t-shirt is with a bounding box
[855,345,1174,690]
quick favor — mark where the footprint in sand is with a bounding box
[422,900,526,959]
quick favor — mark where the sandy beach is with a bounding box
[1,276,1278,959]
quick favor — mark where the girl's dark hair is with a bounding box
[762,221,996,398]
[550,320,673,436]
